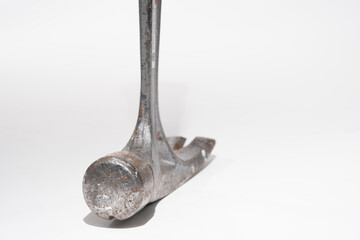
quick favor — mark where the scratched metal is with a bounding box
[82,0,216,220]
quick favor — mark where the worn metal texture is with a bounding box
[82,0,216,221]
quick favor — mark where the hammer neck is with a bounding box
[138,0,162,128]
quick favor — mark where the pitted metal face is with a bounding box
[82,0,216,221]
[83,153,153,220]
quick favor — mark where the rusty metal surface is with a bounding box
[82,0,216,221]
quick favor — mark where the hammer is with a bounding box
[82,0,216,220]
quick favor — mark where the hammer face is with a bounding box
[83,154,153,220]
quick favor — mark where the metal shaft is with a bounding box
[126,0,165,199]
[138,0,161,131]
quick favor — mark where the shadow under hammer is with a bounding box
[83,200,161,229]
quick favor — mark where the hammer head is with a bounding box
[82,152,153,220]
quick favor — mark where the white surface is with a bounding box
[1,0,360,239]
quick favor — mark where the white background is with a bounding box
[1,0,360,239]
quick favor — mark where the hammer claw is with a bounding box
[167,136,186,150]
